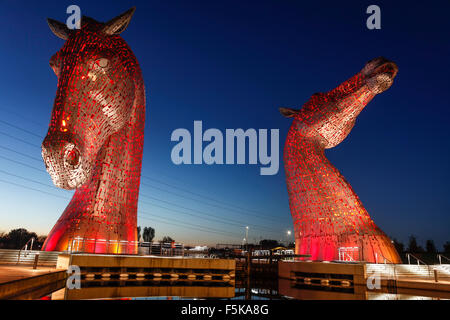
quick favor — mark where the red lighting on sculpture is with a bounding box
[280,57,401,263]
[41,8,145,254]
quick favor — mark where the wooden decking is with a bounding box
[0,265,57,284]
[0,265,66,299]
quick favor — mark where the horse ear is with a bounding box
[103,7,136,35]
[47,18,70,40]
[280,107,301,118]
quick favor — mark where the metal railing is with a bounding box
[139,241,185,256]
[375,251,395,264]
[406,253,427,265]
[406,253,434,279]
[338,247,359,262]
[342,252,355,262]
[372,252,398,283]
[66,237,185,256]
[67,237,137,254]
[437,254,450,264]
[368,253,444,283]
[16,237,35,264]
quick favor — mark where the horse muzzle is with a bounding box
[362,57,398,94]
[41,134,90,190]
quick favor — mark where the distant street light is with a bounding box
[245,226,249,250]
[285,230,292,247]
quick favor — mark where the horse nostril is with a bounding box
[64,144,81,168]
[66,148,80,167]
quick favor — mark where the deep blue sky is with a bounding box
[0,1,448,248]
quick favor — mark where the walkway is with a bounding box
[0,265,66,299]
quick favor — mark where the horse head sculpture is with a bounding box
[281,57,401,263]
[41,8,145,254]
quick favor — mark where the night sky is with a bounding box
[0,0,448,247]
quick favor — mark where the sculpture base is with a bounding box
[294,233,401,263]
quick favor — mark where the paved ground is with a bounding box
[0,265,58,284]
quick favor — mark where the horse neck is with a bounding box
[75,74,145,213]
[284,118,369,218]
[286,86,375,187]
[285,119,327,192]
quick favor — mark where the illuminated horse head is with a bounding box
[41,8,145,254]
[280,57,401,263]
[280,57,398,149]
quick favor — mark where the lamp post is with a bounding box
[286,230,291,247]
[286,230,292,247]
[245,226,249,251]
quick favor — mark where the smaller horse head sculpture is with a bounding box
[280,57,398,149]
[41,8,146,254]
[279,57,400,263]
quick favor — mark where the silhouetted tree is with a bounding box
[143,227,155,242]
[407,235,424,253]
[392,238,405,253]
[3,229,37,249]
[443,241,450,253]
[425,239,437,253]
[259,239,280,249]
[0,230,46,249]
[35,236,47,249]
[0,232,7,248]
[137,226,141,242]
[162,236,174,243]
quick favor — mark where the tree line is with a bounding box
[1,228,449,254]
[0,228,46,250]
[392,235,450,254]
[0,226,176,250]
[256,236,450,254]
[136,226,175,243]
